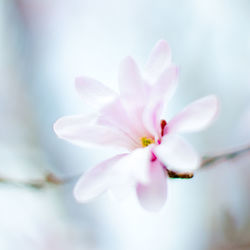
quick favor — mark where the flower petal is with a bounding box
[167,95,219,134]
[142,65,178,136]
[106,148,152,201]
[152,64,178,104]
[145,40,171,80]
[154,134,201,172]
[98,98,150,144]
[136,160,167,211]
[54,114,134,150]
[74,154,126,202]
[113,147,152,184]
[142,101,164,138]
[118,56,145,100]
[75,76,117,109]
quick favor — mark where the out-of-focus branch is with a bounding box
[200,144,250,168]
[0,144,249,188]
[168,144,250,179]
[0,173,73,189]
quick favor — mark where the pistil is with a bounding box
[160,120,167,137]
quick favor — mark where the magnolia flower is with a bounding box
[54,40,219,211]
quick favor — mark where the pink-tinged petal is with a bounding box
[145,40,171,80]
[154,134,201,172]
[54,114,135,150]
[152,64,178,103]
[142,101,164,138]
[113,147,152,184]
[143,65,178,136]
[136,160,167,211]
[118,57,151,136]
[74,154,126,202]
[98,98,150,144]
[98,98,134,134]
[118,56,145,100]
[167,95,219,134]
[75,76,117,109]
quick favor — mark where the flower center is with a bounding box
[141,137,155,147]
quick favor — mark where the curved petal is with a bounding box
[142,65,178,136]
[113,147,152,184]
[98,98,135,134]
[152,64,178,104]
[54,114,134,150]
[167,95,219,134]
[98,98,150,143]
[118,57,151,135]
[74,154,126,202]
[142,101,164,138]
[118,56,145,100]
[75,76,117,109]
[106,148,152,201]
[145,40,171,80]
[136,159,167,211]
[154,134,201,172]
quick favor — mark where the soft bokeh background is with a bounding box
[1,0,250,249]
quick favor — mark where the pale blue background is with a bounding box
[0,0,249,249]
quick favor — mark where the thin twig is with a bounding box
[0,144,249,188]
[200,144,250,168]
[0,173,75,189]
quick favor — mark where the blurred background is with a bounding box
[0,0,250,249]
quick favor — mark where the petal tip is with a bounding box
[157,39,169,47]
[198,94,220,130]
[73,182,84,203]
[154,39,171,54]
[73,175,96,203]
[75,76,86,92]
[120,56,136,66]
[191,155,202,172]
[146,40,172,79]
[53,118,64,138]
[205,94,220,121]
[137,190,166,212]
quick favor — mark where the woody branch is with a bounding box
[0,144,249,188]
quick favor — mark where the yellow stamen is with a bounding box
[141,137,155,147]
